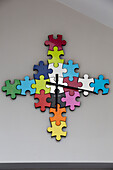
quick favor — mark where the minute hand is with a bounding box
[46,81,93,93]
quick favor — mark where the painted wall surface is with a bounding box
[0,0,113,162]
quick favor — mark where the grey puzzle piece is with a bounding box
[47,92,66,108]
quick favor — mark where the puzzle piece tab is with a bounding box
[33,61,53,79]
[17,76,35,95]
[34,90,51,112]
[61,91,80,111]
[90,75,109,94]
[78,74,94,96]
[44,34,66,51]
[63,77,82,96]
[47,121,67,141]
[32,75,50,94]
[63,60,79,81]
[47,92,66,108]
[2,79,21,99]
[48,63,67,78]
[48,46,64,67]
[49,104,66,126]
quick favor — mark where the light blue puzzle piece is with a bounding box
[90,75,109,94]
[17,76,36,95]
[63,60,79,81]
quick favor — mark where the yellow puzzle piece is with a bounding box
[47,121,67,141]
[48,46,64,67]
[31,75,50,94]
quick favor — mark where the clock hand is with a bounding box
[46,81,93,93]
[55,74,58,111]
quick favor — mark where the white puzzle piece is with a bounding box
[46,77,67,93]
[48,63,67,78]
[78,74,94,96]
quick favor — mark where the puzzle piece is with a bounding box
[49,104,66,126]
[63,60,79,81]
[34,90,51,112]
[47,92,66,108]
[44,34,66,51]
[61,91,80,111]
[63,77,82,96]
[46,77,67,93]
[47,46,64,67]
[47,121,67,141]
[78,74,94,96]
[90,75,109,94]
[17,76,35,95]
[2,79,21,99]
[33,61,53,79]
[31,75,50,94]
[48,63,67,78]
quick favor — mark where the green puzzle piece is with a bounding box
[2,79,21,99]
[48,46,64,67]
[31,75,50,94]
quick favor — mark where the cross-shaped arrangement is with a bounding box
[2,34,110,141]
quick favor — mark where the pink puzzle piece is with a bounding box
[63,77,82,96]
[61,91,80,111]
[44,34,66,51]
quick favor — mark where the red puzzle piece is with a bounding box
[49,104,66,126]
[44,34,66,51]
[34,90,51,112]
[63,77,82,96]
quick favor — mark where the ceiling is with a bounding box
[56,0,113,29]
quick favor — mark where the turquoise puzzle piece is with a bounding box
[90,75,109,94]
[17,76,36,95]
[63,60,79,81]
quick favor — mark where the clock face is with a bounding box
[2,34,110,141]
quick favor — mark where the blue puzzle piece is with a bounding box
[63,60,79,81]
[17,76,36,95]
[33,61,53,79]
[90,75,109,94]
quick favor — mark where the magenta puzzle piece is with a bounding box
[44,34,67,51]
[63,77,82,95]
[61,91,80,111]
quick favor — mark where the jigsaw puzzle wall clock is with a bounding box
[2,34,110,141]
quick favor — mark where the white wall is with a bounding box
[57,0,113,29]
[0,0,113,162]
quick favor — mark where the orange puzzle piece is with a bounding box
[49,104,66,126]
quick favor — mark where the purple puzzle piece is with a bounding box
[61,91,80,111]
